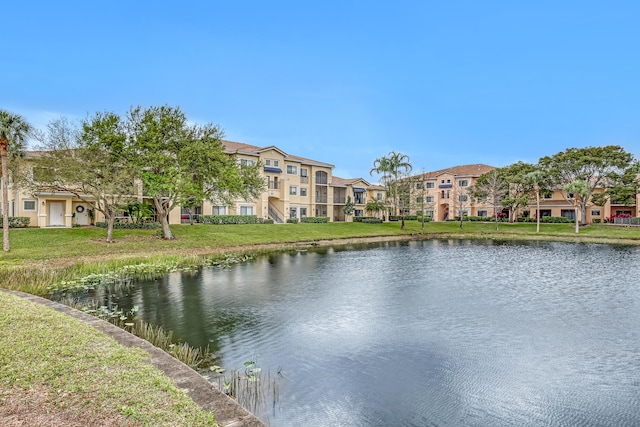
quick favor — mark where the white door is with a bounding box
[49,202,65,226]
[75,204,89,225]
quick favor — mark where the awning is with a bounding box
[353,187,366,193]
[264,167,282,173]
[439,184,452,189]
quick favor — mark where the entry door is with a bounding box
[49,202,65,226]
[75,204,89,225]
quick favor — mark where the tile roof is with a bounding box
[415,164,496,179]
[221,140,334,168]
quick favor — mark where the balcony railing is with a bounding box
[316,177,328,185]
[316,196,328,203]
[268,181,280,190]
[334,197,346,204]
[300,176,309,184]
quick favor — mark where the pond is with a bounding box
[95,240,640,426]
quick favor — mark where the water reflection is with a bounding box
[98,240,640,426]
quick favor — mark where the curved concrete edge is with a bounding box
[1,289,266,427]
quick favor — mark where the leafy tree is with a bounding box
[496,162,537,222]
[539,146,636,225]
[370,151,412,229]
[343,196,355,221]
[0,110,32,252]
[453,184,472,229]
[472,169,508,230]
[125,106,264,239]
[30,114,136,243]
[564,180,590,233]
[365,198,385,219]
[523,170,547,233]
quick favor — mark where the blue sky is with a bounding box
[4,1,639,181]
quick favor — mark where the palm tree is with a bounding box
[370,151,412,229]
[0,110,32,251]
[524,170,545,233]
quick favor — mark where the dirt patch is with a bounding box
[0,386,131,427]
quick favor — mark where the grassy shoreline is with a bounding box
[2,221,640,425]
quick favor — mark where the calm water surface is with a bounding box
[104,240,640,426]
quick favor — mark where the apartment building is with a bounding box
[5,141,387,227]
[409,164,497,221]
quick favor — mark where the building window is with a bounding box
[458,195,468,202]
[426,182,435,189]
[458,180,469,187]
[354,209,363,217]
[567,193,574,199]
[354,193,364,204]
[300,187,307,197]
[287,165,298,175]
[300,168,308,177]
[416,183,424,190]
[478,210,488,217]
[539,209,552,217]
[240,206,254,215]
[240,159,255,166]
[416,196,424,204]
[376,192,383,200]
[289,207,297,218]
[212,206,227,215]
[561,209,575,220]
[300,208,307,218]
[426,196,434,203]
[290,185,298,196]
[274,160,279,167]
[424,210,434,218]
[542,191,553,199]
[461,210,469,217]
[591,209,601,217]
[265,159,271,166]
[23,200,36,211]
[440,179,445,184]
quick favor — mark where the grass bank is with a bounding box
[0,291,217,426]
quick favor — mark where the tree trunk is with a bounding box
[575,206,579,234]
[154,199,175,240]
[106,213,116,243]
[495,207,499,231]
[535,189,540,233]
[1,142,10,252]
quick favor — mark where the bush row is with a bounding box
[0,217,31,228]
[286,218,299,224]
[96,221,161,229]
[199,215,258,224]
[516,216,574,223]
[301,216,330,223]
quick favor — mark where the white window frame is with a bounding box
[286,165,298,175]
[426,196,434,203]
[265,159,271,166]
[591,209,601,217]
[300,187,307,197]
[458,180,469,187]
[212,206,227,215]
[239,205,254,215]
[426,182,435,189]
[300,207,307,218]
[240,159,255,167]
[290,185,298,196]
[23,199,37,211]
[289,207,297,218]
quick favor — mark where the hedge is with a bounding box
[286,218,299,224]
[258,218,274,224]
[96,221,161,229]
[389,215,419,221]
[353,216,378,223]
[0,217,30,228]
[199,215,258,224]
[361,218,383,224]
[301,216,330,223]
[516,216,574,223]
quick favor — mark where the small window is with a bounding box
[426,196,434,203]
[289,185,298,196]
[416,183,424,190]
[289,207,297,218]
[424,210,434,218]
[542,191,553,199]
[265,159,271,166]
[416,196,424,204]
[591,209,601,217]
[446,179,451,183]
[300,187,307,197]
[240,159,255,166]
[478,210,488,217]
[240,206,254,215]
[274,160,279,167]
[440,179,445,184]
[287,165,298,175]
[426,182,435,189]
[458,180,468,187]
[300,168,308,177]
[23,200,36,211]
[567,193,574,199]
[458,195,468,202]
[212,206,227,215]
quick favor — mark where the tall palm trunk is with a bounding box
[534,183,540,233]
[1,141,10,251]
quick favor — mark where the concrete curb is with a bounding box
[1,289,266,427]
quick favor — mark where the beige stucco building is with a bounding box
[4,141,387,227]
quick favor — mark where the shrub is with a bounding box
[592,219,601,224]
[301,216,329,223]
[361,218,383,224]
[286,218,299,224]
[353,216,377,223]
[0,217,31,228]
[389,215,418,221]
[96,221,161,229]
[258,218,274,224]
[199,215,258,225]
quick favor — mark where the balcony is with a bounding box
[316,196,328,203]
[268,181,280,190]
[334,197,346,204]
[301,176,309,184]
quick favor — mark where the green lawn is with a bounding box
[2,219,639,425]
